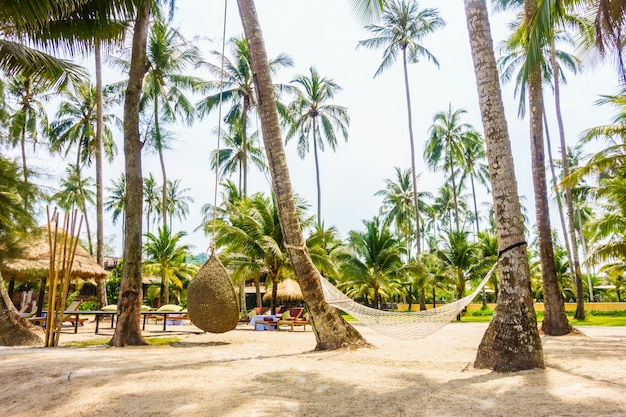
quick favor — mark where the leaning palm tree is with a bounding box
[286,67,350,226]
[358,0,445,253]
[143,226,197,307]
[237,0,367,350]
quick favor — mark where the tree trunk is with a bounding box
[109,2,151,347]
[312,119,322,225]
[155,96,169,235]
[95,40,107,309]
[242,97,249,197]
[0,272,43,346]
[401,48,422,254]
[237,0,366,350]
[525,0,571,337]
[464,0,544,371]
[550,39,586,316]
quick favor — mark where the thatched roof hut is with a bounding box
[263,278,304,302]
[0,229,108,282]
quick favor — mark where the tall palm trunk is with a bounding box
[237,0,366,350]
[550,39,587,315]
[525,0,571,337]
[401,47,422,255]
[543,108,574,285]
[110,1,151,347]
[95,40,107,308]
[464,0,544,371]
[75,146,94,255]
[155,97,168,234]
[242,97,249,196]
[448,143,460,231]
[312,119,322,225]
[470,174,480,234]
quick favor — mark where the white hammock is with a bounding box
[320,261,498,340]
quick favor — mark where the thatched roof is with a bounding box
[0,228,108,282]
[263,278,303,302]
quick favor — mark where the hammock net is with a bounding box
[320,261,498,340]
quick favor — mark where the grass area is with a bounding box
[63,336,181,348]
[461,310,626,326]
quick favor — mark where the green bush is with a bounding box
[79,301,97,311]
[471,306,494,316]
[589,310,626,317]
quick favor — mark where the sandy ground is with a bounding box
[1,319,625,417]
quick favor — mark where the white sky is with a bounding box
[24,0,620,256]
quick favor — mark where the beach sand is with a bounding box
[1,320,625,417]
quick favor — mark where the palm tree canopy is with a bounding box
[357,0,445,78]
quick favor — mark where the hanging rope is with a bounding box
[209,0,229,256]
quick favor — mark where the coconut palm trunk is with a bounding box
[237,0,366,350]
[0,272,42,346]
[550,39,586,315]
[464,0,544,371]
[95,40,107,308]
[312,120,323,225]
[525,0,571,336]
[402,47,422,254]
[110,2,151,347]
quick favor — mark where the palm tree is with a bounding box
[375,167,416,260]
[496,0,584,324]
[0,157,41,346]
[458,130,490,235]
[433,230,480,319]
[237,0,366,350]
[339,217,406,309]
[164,179,193,230]
[143,226,197,306]
[134,15,202,232]
[425,104,475,232]
[50,163,96,252]
[105,173,126,247]
[463,0,543,371]
[209,119,267,198]
[0,0,90,89]
[286,67,350,225]
[197,35,292,197]
[6,77,51,194]
[143,173,160,234]
[49,82,119,256]
[358,0,445,253]
[216,193,307,312]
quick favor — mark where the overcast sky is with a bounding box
[24,0,620,256]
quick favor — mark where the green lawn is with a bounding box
[461,312,626,326]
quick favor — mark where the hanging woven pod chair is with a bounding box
[187,254,239,333]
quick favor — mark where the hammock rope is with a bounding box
[320,259,499,340]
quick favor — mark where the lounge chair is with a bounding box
[239,307,269,323]
[62,300,89,326]
[276,308,307,331]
